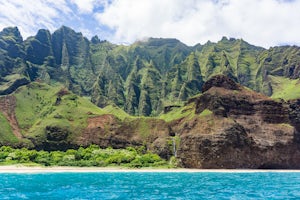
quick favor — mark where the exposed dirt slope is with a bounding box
[0,96,23,139]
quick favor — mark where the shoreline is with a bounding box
[0,165,300,173]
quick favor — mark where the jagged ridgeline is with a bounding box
[1,26,300,116]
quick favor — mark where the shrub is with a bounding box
[50,151,64,165]
[0,145,171,168]
[34,151,51,166]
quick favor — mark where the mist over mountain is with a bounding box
[1,26,300,116]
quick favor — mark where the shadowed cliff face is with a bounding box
[288,99,300,143]
[175,75,300,169]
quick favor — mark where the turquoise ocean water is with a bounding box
[0,172,300,199]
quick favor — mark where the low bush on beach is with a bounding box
[0,145,174,168]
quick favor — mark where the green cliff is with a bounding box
[1,26,300,117]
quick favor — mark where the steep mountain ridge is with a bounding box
[1,26,300,116]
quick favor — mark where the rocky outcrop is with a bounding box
[176,75,300,169]
[34,126,73,151]
[288,99,300,143]
[201,75,242,92]
[76,115,173,159]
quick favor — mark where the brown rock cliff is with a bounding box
[175,75,300,169]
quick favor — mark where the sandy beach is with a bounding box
[0,165,299,173]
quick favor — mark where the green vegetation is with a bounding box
[270,75,300,100]
[0,74,23,91]
[0,113,19,144]
[199,109,213,117]
[159,104,212,122]
[13,82,106,142]
[1,26,300,116]
[159,103,195,122]
[102,105,131,121]
[137,118,151,139]
[0,145,174,168]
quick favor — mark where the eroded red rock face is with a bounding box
[176,75,300,169]
[201,75,243,92]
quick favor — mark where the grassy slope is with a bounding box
[102,105,131,121]
[159,104,194,122]
[159,99,212,122]
[0,74,24,91]
[269,75,300,100]
[0,112,19,144]
[13,82,122,139]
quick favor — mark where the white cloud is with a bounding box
[0,0,71,39]
[71,0,96,14]
[95,0,300,47]
[0,0,299,47]
[70,0,110,14]
[78,28,93,38]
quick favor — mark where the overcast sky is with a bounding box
[0,0,299,48]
